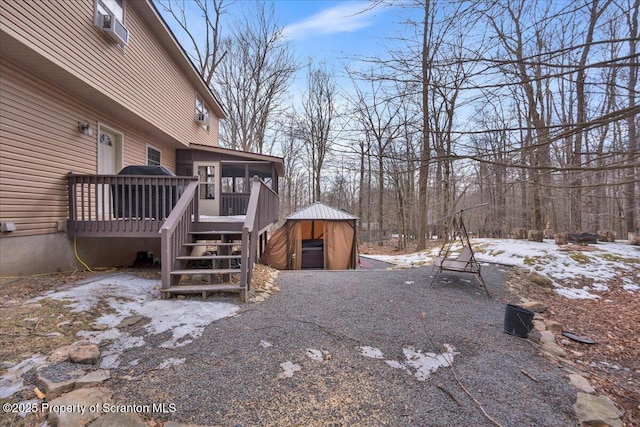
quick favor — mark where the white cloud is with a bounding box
[283,2,379,40]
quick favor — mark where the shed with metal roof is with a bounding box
[262,202,358,270]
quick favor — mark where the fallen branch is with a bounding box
[437,382,462,406]
[520,369,538,382]
[418,312,505,427]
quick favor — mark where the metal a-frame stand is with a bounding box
[429,210,490,296]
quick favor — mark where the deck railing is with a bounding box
[67,173,198,237]
[241,176,280,290]
[221,192,250,216]
[160,180,200,288]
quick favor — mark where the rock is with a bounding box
[533,320,546,332]
[49,345,78,363]
[254,295,265,302]
[512,228,527,239]
[527,272,553,288]
[545,320,563,333]
[569,374,596,394]
[117,315,145,329]
[528,230,544,242]
[46,387,112,427]
[555,233,568,245]
[573,392,623,427]
[598,230,615,242]
[539,330,555,343]
[75,369,110,389]
[561,339,571,346]
[92,323,110,331]
[272,286,281,292]
[37,362,88,400]
[522,301,548,313]
[87,412,147,427]
[630,232,640,246]
[69,345,100,364]
[542,341,567,358]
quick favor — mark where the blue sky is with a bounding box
[158,1,408,93]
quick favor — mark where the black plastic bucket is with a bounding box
[504,304,534,337]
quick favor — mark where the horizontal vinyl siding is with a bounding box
[1,0,218,147]
[0,60,179,238]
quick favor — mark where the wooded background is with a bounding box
[159,0,639,248]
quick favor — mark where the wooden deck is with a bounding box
[67,174,279,302]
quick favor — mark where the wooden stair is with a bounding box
[161,230,247,300]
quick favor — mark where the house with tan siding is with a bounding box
[0,0,282,300]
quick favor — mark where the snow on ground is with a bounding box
[30,274,239,369]
[365,239,639,300]
[360,344,458,381]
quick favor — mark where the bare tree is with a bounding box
[157,0,227,85]
[215,3,297,153]
[300,64,337,202]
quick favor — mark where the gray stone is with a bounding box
[37,362,88,400]
[569,374,596,394]
[87,412,147,427]
[117,315,145,329]
[74,369,110,389]
[522,301,549,313]
[527,272,553,288]
[573,392,622,427]
[46,387,112,427]
[69,345,100,364]
[542,341,567,358]
[539,330,555,344]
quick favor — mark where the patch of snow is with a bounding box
[360,346,384,359]
[404,281,415,285]
[158,358,186,369]
[29,274,239,370]
[371,239,639,300]
[277,361,301,378]
[306,348,324,361]
[385,360,407,370]
[554,287,600,300]
[402,344,458,381]
[260,340,273,348]
[0,354,47,399]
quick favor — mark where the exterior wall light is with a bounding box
[78,121,94,136]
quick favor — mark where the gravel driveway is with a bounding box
[111,266,577,426]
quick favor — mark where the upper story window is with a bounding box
[147,145,161,166]
[94,0,129,47]
[195,94,210,131]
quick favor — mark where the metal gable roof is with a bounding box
[286,202,359,221]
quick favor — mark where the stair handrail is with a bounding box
[160,178,199,290]
[241,176,279,293]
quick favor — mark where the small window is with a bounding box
[147,145,161,166]
[195,94,210,131]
